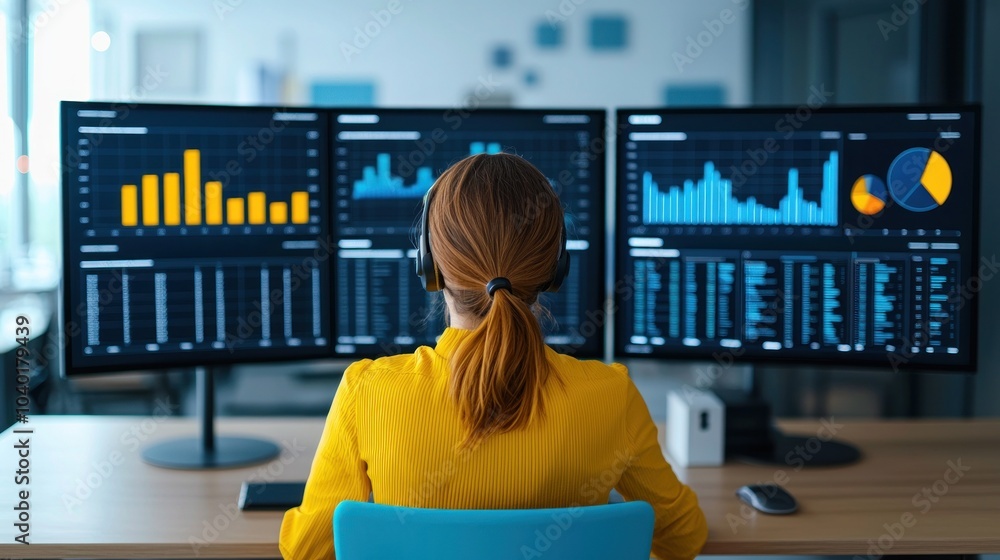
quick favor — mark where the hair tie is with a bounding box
[486,277,512,298]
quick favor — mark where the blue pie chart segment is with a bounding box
[887,147,953,212]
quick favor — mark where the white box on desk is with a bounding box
[666,388,725,467]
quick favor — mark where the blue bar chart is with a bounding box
[352,142,506,200]
[352,153,434,200]
[641,152,839,226]
[469,142,502,155]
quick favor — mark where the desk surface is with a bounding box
[0,416,997,558]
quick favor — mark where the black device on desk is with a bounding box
[239,481,306,511]
[238,483,626,510]
[736,483,798,515]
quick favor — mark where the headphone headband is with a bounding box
[415,182,570,294]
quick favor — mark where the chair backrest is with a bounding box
[333,500,654,560]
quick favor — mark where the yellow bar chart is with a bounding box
[270,202,288,224]
[205,181,223,225]
[227,198,245,225]
[291,192,309,224]
[121,185,138,226]
[117,148,312,228]
[142,175,159,226]
[184,149,201,225]
[248,192,267,224]
[164,173,181,225]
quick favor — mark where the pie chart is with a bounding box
[887,147,952,212]
[851,174,889,215]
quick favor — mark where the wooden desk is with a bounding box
[675,418,1000,555]
[0,416,997,558]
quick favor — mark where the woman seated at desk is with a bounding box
[279,152,708,559]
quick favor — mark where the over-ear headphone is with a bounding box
[415,183,570,293]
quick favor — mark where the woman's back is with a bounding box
[361,330,636,509]
[279,329,707,559]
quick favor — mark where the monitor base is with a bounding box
[142,436,280,469]
[733,429,861,466]
[142,367,280,470]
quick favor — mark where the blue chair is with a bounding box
[333,500,654,559]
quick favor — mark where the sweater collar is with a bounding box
[433,327,473,358]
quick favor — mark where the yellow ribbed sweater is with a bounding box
[279,327,708,559]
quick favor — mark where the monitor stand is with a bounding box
[734,428,861,466]
[142,367,280,469]
[717,366,861,467]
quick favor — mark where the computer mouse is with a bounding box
[735,484,798,514]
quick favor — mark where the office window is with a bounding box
[25,0,90,280]
[0,2,17,286]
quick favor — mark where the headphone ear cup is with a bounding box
[415,187,444,292]
[544,221,570,293]
[421,253,443,292]
[545,246,570,293]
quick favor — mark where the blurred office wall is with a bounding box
[87,0,751,107]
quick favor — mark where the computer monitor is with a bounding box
[61,101,332,468]
[61,102,332,374]
[615,106,980,372]
[331,108,607,358]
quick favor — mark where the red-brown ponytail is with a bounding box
[427,153,564,449]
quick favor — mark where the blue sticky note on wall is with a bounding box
[589,15,628,50]
[524,69,540,87]
[311,81,375,106]
[536,22,563,48]
[492,45,514,68]
[664,84,727,106]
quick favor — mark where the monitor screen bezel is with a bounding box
[613,105,981,372]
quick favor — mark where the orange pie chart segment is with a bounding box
[921,150,952,205]
[851,174,888,216]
